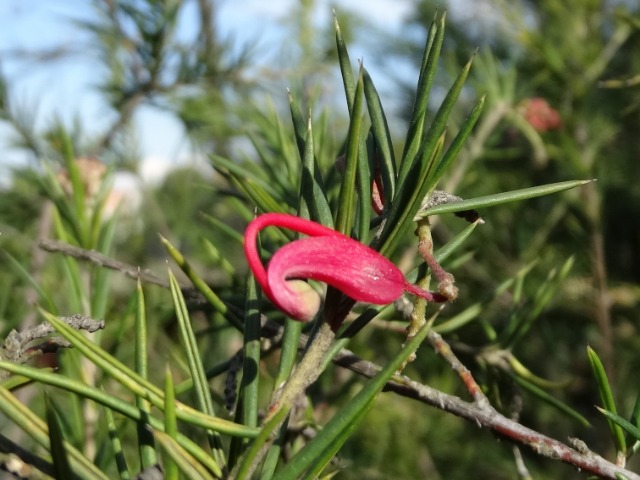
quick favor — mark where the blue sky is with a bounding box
[0,0,422,183]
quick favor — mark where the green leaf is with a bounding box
[228,273,264,467]
[210,155,282,200]
[38,310,258,439]
[52,210,86,312]
[631,390,640,431]
[271,107,301,188]
[288,93,331,224]
[433,261,538,338]
[230,174,289,215]
[376,46,479,256]
[276,321,434,479]
[37,161,83,243]
[397,12,444,189]
[354,132,372,241]
[2,250,57,313]
[302,396,374,479]
[234,403,291,480]
[45,396,75,480]
[258,317,302,479]
[587,346,626,453]
[298,115,333,227]
[212,154,291,213]
[363,66,396,203]
[59,137,89,246]
[502,256,574,347]
[168,270,226,467]
[0,369,53,391]
[103,400,130,479]
[0,385,110,480]
[416,180,594,220]
[434,217,482,263]
[335,67,364,235]
[134,281,157,470]
[331,31,371,240]
[377,133,444,257]
[433,303,483,334]
[334,308,381,348]
[90,198,120,319]
[288,90,308,157]
[508,373,590,427]
[598,407,640,442]
[154,430,216,480]
[201,212,245,244]
[176,358,235,396]
[132,283,149,371]
[163,365,179,480]
[0,361,224,478]
[87,165,115,249]
[397,49,476,211]
[250,109,292,171]
[201,237,236,277]
[242,272,261,430]
[428,94,486,187]
[334,13,356,113]
[159,235,231,318]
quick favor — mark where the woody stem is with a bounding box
[417,219,458,301]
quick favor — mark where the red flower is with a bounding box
[244,213,447,321]
[520,97,562,132]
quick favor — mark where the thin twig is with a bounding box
[38,239,168,287]
[38,239,212,309]
[417,222,458,301]
[427,330,489,407]
[0,314,104,379]
[329,344,639,480]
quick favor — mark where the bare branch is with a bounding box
[427,330,489,406]
[38,239,168,287]
[38,239,211,309]
[0,314,104,377]
[330,342,639,480]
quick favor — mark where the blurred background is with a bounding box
[1,1,639,478]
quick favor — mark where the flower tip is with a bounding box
[281,279,321,322]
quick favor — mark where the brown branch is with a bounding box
[38,239,217,313]
[330,343,639,480]
[0,315,104,378]
[427,330,489,406]
[39,239,168,287]
[417,223,458,301]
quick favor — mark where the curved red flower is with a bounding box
[244,213,447,321]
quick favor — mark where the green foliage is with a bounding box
[588,346,626,454]
[1,1,639,479]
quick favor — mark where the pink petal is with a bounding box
[244,213,342,300]
[244,213,446,322]
[267,236,406,318]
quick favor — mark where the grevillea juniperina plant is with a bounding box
[1,5,637,480]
